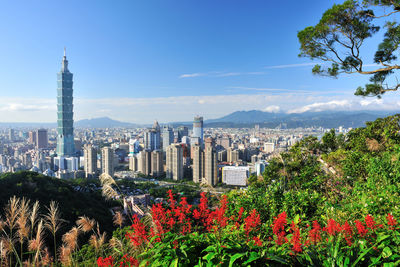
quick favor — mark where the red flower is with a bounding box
[97,256,113,267]
[244,209,261,236]
[272,212,287,245]
[323,219,341,236]
[290,221,302,253]
[252,236,263,247]
[119,254,139,267]
[308,220,321,244]
[387,213,398,229]
[355,220,368,237]
[341,221,353,246]
[126,215,148,247]
[365,214,378,230]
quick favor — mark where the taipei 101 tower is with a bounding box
[56,48,75,157]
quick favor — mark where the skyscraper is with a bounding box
[166,144,183,180]
[162,126,174,151]
[36,129,48,149]
[101,147,114,176]
[192,116,204,145]
[204,138,218,186]
[56,48,75,157]
[192,144,203,183]
[144,121,161,151]
[84,144,97,178]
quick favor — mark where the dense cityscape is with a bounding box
[1,1,400,266]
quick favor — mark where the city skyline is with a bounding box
[1,1,400,124]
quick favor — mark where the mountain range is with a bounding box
[0,110,399,129]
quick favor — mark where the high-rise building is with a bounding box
[144,121,161,151]
[138,150,152,176]
[129,156,138,172]
[192,144,203,183]
[151,150,163,177]
[8,129,14,142]
[28,131,37,145]
[222,166,249,186]
[192,116,203,145]
[162,126,174,151]
[166,144,183,180]
[36,129,48,149]
[177,126,189,142]
[204,138,218,186]
[84,144,97,178]
[101,147,114,176]
[56,49,75,157]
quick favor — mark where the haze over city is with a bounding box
[1,0,399,124]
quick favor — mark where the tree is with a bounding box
[298,0,400,97]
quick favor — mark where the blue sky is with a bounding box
[0,0,399,123]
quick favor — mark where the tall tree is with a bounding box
[298,0,400,98]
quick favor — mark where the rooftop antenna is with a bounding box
[64,47,66,57]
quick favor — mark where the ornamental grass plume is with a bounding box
[44,201,65,263]
[76,216,96,233]
[99,173,119,201]
[58,244,72,266]
[113,211,125,229]
[16,198,30,263]
[4,196,20,235]
[28,219,44,264]
[29,200,40,238]
[62,227,80,251]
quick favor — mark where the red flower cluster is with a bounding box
[387,213,398,229]
[272,212,288,245]
[125,215,148,247]
[308,220,321,244]
[244,209,261,236]
[323,219,341,236]
[97,255,139,267]
[97,256,113,267]
[355,220,368,237]
[290,221,302,253]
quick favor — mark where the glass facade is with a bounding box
[56,51,75,157]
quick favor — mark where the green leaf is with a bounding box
[169,258,179,267]
[243,252,260,265]
[382,247,393,258]
[228,253,245,267]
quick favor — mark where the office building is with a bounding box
[9,129,14,142]
[129,155,138,172]
[28,131,37,145]
[222,166,249,186]
[177,126,189,142]
[162,126,174,151]
[192,116,203,145]
[56,49,75,156]
[84,144,97,178]
[138,150,152,176]
[204,138,218,186]
[192,144,203,183]
[101,147,114,176]
[36,129,48,149]
[166,144,183,180]
[151,150,163,177]
[144,121,161,151]
[264,142,275,153]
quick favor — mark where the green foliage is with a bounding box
[298,0,400,97]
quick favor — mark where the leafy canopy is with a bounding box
[298,0,400,97]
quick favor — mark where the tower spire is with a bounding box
[64,46,66,57]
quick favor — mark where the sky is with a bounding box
[0,0,400,123]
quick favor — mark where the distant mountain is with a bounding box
[202,110,400,129]
[75,117,137,128]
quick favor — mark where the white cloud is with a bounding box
[265,62,320,69]
[263,105,281,113]
[360,98,383,106]
[287,100,351,113]
[179,73,205,78]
